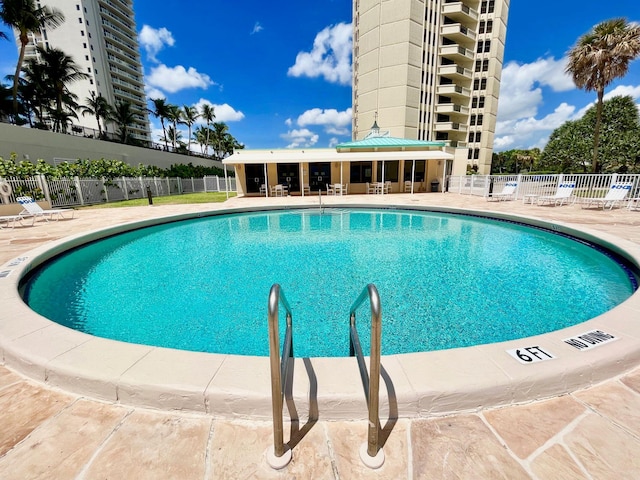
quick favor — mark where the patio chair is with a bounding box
[580,182,633,210]
[365,182,376,194]
[16,196,75,221]
[536,182,576,206]
[0,214,35,229]
[326,184,335,195]
[487,181,518,201]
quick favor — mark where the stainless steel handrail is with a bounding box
[349,284,383,464]
[267,284,294,467]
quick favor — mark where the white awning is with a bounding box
[223,148,454,165]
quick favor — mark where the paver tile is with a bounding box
[574,381,640,437]
[565,412,640,480]
[530,444,587,479]
[0,399,128,479]
[0,381,73,457]
[82,409,210,479]
[325,419,409,479]
[483,395,585,459]
[411,415,530,479]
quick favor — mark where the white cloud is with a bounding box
[497,57,573,122]
[280,128,319,148]
[139,25,175,63]
[328,137,339,147]
[145,86,166,101]
[251,22,263,35]
[296,107,352,136]
[146,64,214,93]
[285,118,293,127]
[288,22,352,85]
[192,99,245,122]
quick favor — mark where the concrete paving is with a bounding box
[1,192,640,479]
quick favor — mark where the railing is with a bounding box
[0,175,236,208]
[349,284,384,468]
[447,174,640,203]
[267,284,294,469]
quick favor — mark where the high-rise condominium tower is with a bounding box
[16,0,150,141]
[352,0,509,174]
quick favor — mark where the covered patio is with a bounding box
[223,137,457,197]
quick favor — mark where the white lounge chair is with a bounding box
[0,214,35,229]
[16,196,75,221]
[537,182,576,206]
[487,181,518,201]
[580,182,633,210]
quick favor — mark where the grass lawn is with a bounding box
[81,191,236,209]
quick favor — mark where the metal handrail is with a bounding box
[349,284,383,463]
[267,284,294,466]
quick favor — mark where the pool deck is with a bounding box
[1,193,640,478]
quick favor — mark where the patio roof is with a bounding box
[335,137,447,149]
[223,147,454,165]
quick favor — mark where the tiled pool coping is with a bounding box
[1,203,640,420]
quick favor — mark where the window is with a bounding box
[376,161,399,182]
[486,20,493,33]
[78,17,82,23]
[475,132,482,142]
[471,96,485,108]
[76,4,80,10]
[479,21,486,34]
[468,132,475,142]
[470,115,476,126]
[83,42,87,48]
[404,160,425,182]
[473,148,480,159]
[478,96,485,108]
[482,59,489,71]
[85,55,89,61]
[477,114,484,125]
[483,40,491,53]
[80,30,84,36]
[350,162,372,183]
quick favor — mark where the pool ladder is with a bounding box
[266,283,384,469]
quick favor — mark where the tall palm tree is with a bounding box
[81,91,112,138]
[166,104,183,150]
[0,0,64,121]
[210,122,230,161]
[193,125,209,154]
[112,101,136,143]
[148,97,171,149]
[182,105,199,155]
[566,18,640,172]
[200,103,215,155]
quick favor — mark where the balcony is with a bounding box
[435,121,468,133]
[438,64,473,81]
[436,103,470,117]
[439,44,474,64]
[442,2,479,23]
[441,23,476,46]
[437,84,471,99]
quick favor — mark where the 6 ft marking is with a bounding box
[507,346,556,364]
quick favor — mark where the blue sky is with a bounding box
[1,0,639,152]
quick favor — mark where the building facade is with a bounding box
[15,0,150,141]
[352,0,509,174]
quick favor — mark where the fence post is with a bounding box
[102,177,109,203]
[74,176,85,206]
[216,176,221,192]
[166,177,170,195]
[38,175,52,205]
[122,176,129,200]
[515,174,523,200]
[191,177,195,192]
[204,176,208,193]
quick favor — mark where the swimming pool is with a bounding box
[21,207,637,358]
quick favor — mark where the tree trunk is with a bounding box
[12,36,28,122]
[592,89,604,173]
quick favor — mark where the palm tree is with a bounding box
[182,105,199,155]
[166,125,183,151]
[112,101,136,143]
[38,47,88,132]
[210,122,230,160]
[200,103,215,155]
[166,104,183,150]
[81,92,112,138]
[148,97,171,149]
[0,0,64,121]
[566,18,640,172]
[193,125,209,154]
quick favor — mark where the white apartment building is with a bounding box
[352,0,509,174]
[16,0,150,141]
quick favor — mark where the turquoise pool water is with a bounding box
[22,208,636,357]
